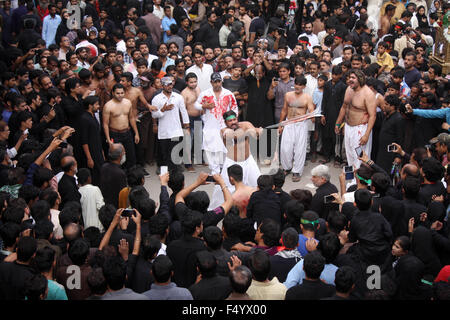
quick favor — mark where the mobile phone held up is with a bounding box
[121,209,135,217]
[387,144,397,152]
[206,175,215,182]
[343,165,354,180]
[160,166,168,176]
[355,146,363,158]
[324,195,335,204]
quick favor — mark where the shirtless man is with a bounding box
[181,72,201,172]
[119,72,157,118]
[91,62,109,107]
[279,76,315,182]
[379,4,396,38]
[228,164,256,218]
[335,69,376,169]
[102,83,139,168]
[208,110,262,210]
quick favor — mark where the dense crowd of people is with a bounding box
[0,0,449,301]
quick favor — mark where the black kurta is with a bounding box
[246,75,274,127]
[376,111,405,173]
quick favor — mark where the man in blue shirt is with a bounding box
[403,52,421,88]
[42,4,61,47]
[162,5,176,44]
[297,210,320,257]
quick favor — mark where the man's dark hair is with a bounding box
[34,219,54,240]
[223,212,242,239]
[148,213,169,239]
[303,251,326,279]
[422,157,444,182]
[77,168,91,185]
[317,233,341,264]
[272,168,285,189]
[181,210,203,235]
[196,250,217,278]
[402,176,421,199]
[25,274,48,300]
[99,204,116,231]
[32,167,53,189]
[168,170,184,193]
[371,173,391,194]
[185,191,210,214]
[87,267,107,295]
[18,184,40,205]
[17,236,37,262]
[257,175,274,192]
[203,226,223,250]
[248,248,270,282]
[335,266,356,293]
[68,238,90,266]
[301,210,320,231]
[102,255,127,290]
[223,110,237,121]
[83,95,99,110]
[141,234,161,261]
[128,185,149,208]
[326,210,348,234]
[229,265,252,293]
[384,94,401,109]
[152,255,174,283]
[228,164,243,183]
[33,246,56,273]
[354,189,373,210]
[0,222,21,248]
[259,218,280,247]
[281,227,299,249]
[30,200,51,222]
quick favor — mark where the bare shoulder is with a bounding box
[239,121,255,129]
[123,98,133,107]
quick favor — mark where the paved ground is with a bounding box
[142,155,345,203]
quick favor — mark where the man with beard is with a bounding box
[208,110,262,210]
[80,96,104,185]
[298,22,319,53]
[151,77,189,171]
[279,76,315,182]
[376,94,405,173]
[102,84,139,169]
[335,69,376,169]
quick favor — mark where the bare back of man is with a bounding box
[232,184,257,218]
[103,98,133,132]
[182,86,201,117]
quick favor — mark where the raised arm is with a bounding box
[175,172,209,204]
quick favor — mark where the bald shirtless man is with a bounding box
[208,110,262,210]
[335,69,376,169]
[279,76,315,182]
[181,72,201,172]
[102,83,139,168]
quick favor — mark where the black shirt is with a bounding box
[188,275,232,300]
[79,111,104,167]
[58,174,81,208]
[166,234,206,288]
[0,261,36,300]
[99,162,127,209]
[247,190,282,226]
[310,181,339,220]
[285,279,335,300]
[418,182,447,207]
